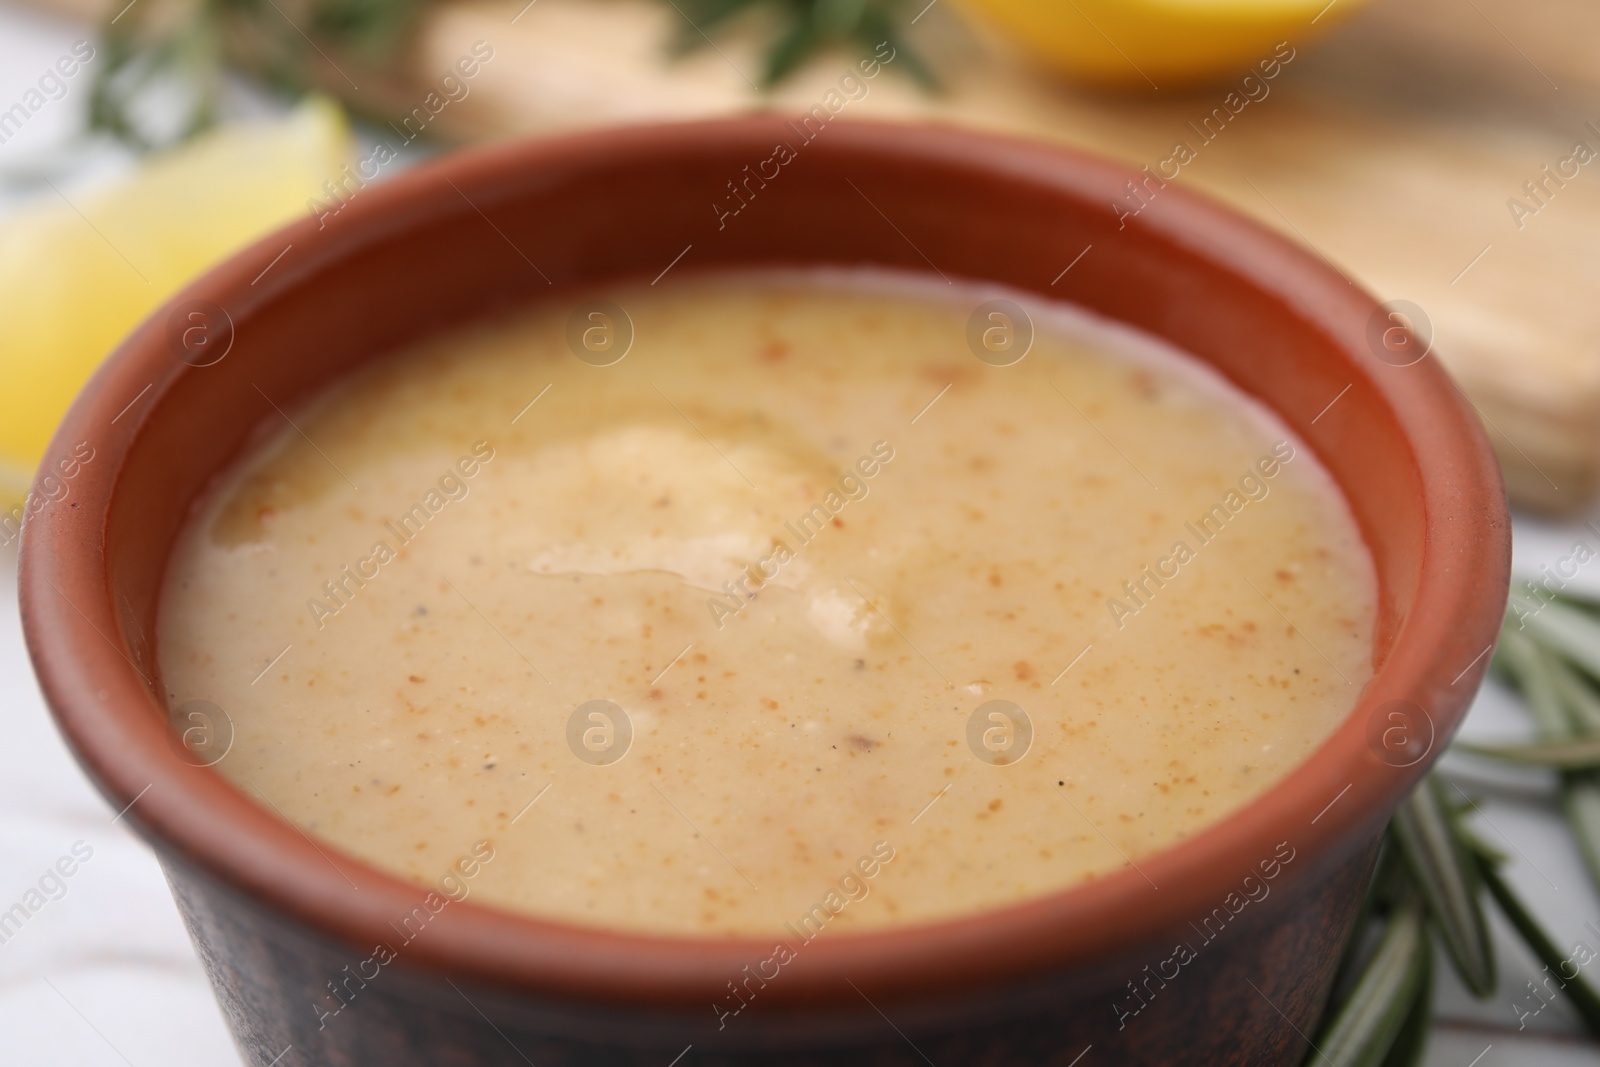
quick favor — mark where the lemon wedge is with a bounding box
[0,97,352,508]
[956,0,1373,88]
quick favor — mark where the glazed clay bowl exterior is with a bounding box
[21,118,1508,1067]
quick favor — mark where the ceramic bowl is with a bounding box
[20,117,1509,1066]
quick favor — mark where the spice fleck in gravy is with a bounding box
[158,270,1376,936]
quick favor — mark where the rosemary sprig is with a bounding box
[1459,736,1600,768]
[1547,647,1600,733]
[1391,778,1495,995]
[1493,616,1600,891]
[669,0,938,88]
[1569,779,1600,897]
[1380,955,1434,1067]
[86,0,443,150]
[85,0,936,152]
[1308,590,1600,1064]
[1314,890,1432,1067]
[299,0,437,60]
[88,4,226,150]
[1512,592,1600,681]
[1473,840,1600,1038]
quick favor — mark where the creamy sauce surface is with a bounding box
[158,270,1376,936]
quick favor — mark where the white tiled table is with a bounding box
[2,4,1598,1064]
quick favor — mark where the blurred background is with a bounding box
[1,0,1599,1063]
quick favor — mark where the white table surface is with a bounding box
[2,4,1599,1065]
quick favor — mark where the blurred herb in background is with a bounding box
[666,0,936,88]
[88,0,932,151]
[89,0,435,149]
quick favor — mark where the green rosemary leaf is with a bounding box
[669,0,937,90]
[1390,777,1496,996]
[762,4,826,86]
[88,22,223,150]
[1309,897,1431,1067]
[1546,649,1600,734]
[1514,594,1600,685]
[1567,774,1600,896]
[1376,929,1432,1067]
[814,0,869,37]
[86,29,148,147]
[1474,848,1600,1039]
[1457,736,1600,769]
[1366,833,1410,913]
[1458,824,1506,867]
[1494,621,1600,892]
[1550,586,1600,614]
[859,6,938,88]
[1498,623,1570,735]
[309,0,434,59]
[1540,649,1600,894]
[1322,837,1400,1014]
[1479,625,1600,765]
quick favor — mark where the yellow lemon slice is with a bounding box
[955,0,1373,88]
[0,97,352,508]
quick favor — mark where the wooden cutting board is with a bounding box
[31,0,1600,512]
